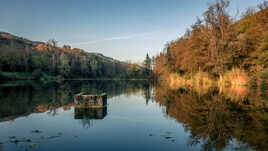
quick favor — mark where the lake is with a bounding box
[0,80,267,151]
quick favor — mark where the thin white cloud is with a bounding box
[70,32,155,46]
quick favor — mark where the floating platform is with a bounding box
[74,93,107,107]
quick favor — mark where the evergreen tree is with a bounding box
[144,53,151,70]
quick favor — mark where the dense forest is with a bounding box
[154,0,268,88]
[0,32,151,80]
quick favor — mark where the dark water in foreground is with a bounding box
[0,80,267,151]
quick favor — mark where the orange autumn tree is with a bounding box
[154,0,268,87]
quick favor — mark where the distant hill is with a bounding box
[0,32,147,80]
[0,32,44,46]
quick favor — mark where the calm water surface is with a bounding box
[0,80,267,151]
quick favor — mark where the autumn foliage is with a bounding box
[154,0,268,87]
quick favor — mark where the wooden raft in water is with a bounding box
[74,93,107,107]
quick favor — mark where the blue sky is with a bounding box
[0,0,262,62]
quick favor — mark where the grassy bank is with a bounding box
[168,68,268,90]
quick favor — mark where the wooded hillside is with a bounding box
[154,0,268,87]
[0,32,148,80]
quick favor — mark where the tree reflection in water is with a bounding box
[154,83,268,151]
[0,80,151,122]
[1,80,267,151]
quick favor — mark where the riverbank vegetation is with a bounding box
[153,0,268,89]
[0,32,150,81]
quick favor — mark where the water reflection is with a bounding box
[0,80,267,151]
[74,107,108,129]
[154,82,268,151]
[0,80,150,122]
[74,107,107,120]
[0,80,154,151]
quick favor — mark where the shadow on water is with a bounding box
[154,81,268,151]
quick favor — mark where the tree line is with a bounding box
[154,0,268,87]
[0,33,150,80]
